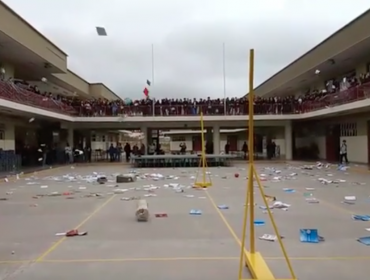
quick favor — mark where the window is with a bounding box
[172,136,186,142]
[91,134,96,142]
[340,123,357,137]
[0,130,4,140]
[101,135,106,142]
[367,62,370,72]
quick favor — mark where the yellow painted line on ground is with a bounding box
[241,279,292,280]
[3,255,370,265]
[35,194,117,262]
[205,189,276,279]
[40,256,370,263]
[41,257,238,263]
[266,256,370,261]
[204,191,244,245]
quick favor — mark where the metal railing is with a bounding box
[1,80,369,117]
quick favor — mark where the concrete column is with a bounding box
[285,122,292,160]
[206,128,212,142]
[213,125,220,154]
[141,126,148,155]
[67,128,74,147]
[262,136,267,157]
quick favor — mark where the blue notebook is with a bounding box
[352,215,370,221]
[254,220,265,226]
[300,229,324,243]
[358,236,370,245]
[189,209,202,215]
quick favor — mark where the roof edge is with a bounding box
[253,8,370,93]
[0,1,68,57]
[67,69,90,85]
[90,82,121,100]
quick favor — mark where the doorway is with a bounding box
[227,135,238,151]
[192,136,201,152]
[325,124,340,162]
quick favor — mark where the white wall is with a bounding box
[91,132,119,150]
[0,121,15,150]
[339,118,367,163]
[294,114,368,163]
[341,135,367,163]
[169,129,287,156]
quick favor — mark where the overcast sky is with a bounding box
[4,0,370,99]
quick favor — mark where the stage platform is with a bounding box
[130,154,237,168]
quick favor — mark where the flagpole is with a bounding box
[151,44,155,116]
[223,42,227,115]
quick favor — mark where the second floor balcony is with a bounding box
[0,80,369,118]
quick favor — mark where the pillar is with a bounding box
[213,125,220,155]
[84,130,91,147]
[141,126,148,155]
[285,121,292,160]
[67,128,74,147]
[206,128,212,142]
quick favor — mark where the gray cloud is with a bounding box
[4,0,370,99]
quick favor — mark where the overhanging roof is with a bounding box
[0,1,67,73]
[51,70,90,96]
[0,2,120,101]
[253,8,370,97]
[89,83,121,100]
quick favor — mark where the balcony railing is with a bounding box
[0,81,77,115]
[0,80,369,117]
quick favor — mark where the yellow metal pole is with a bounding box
[248,49,255,253]
[238,50,255,279]
[200,112,206,183]
[253,168,297,279]
[238,171,251,280]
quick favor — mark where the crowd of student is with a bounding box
[74,79,369,116]
[65,72,370,116]
[1,72,369,116]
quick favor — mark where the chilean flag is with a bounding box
[143,80,151,98]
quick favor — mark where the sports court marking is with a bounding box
[204,190,243,246]
[40,256,370,262]
[2,256,370,265]
[34,194,117,262]
[41,257,238,263]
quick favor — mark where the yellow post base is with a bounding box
[193,182,212,188]
[244,251,276,280]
